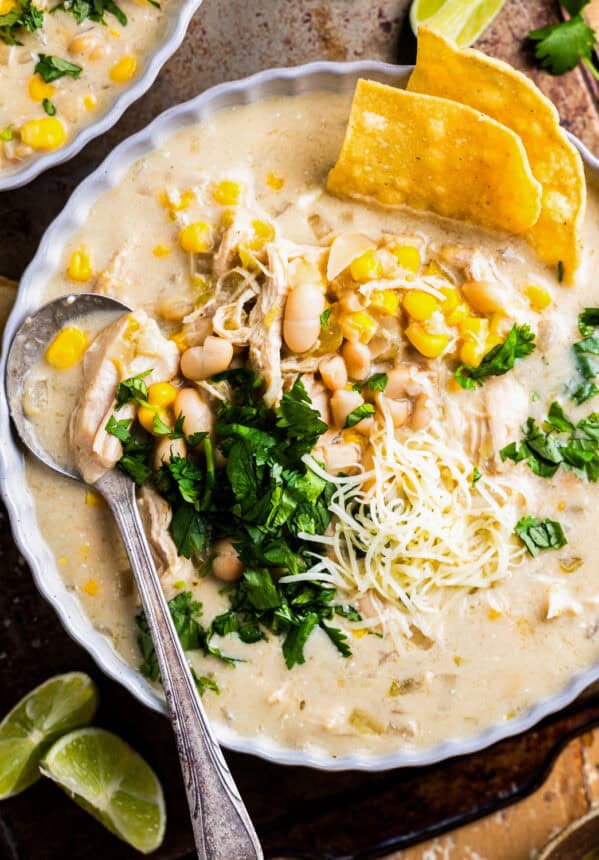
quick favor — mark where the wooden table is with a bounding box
[1,2,599,858]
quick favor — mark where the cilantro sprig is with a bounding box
[501,400,599,481]
[0,0,43,45]
[35,54,82,83]
[528,0,599,81]
[569,308,599,404]
[52,0,128,27]
[456,324,536,390]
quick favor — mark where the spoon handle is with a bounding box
[96,469,263,860]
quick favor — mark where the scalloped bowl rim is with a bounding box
[0,0,204,191]
[2,60,599,771]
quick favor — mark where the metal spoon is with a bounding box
[6,293,263,860]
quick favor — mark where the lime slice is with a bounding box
[0,672,98,799]
[410,0,507,47]
[40,728,166,854]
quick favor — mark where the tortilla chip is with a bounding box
[327,79,542,236]
[407,26,586,282]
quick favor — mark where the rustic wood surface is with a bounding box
[1,1,599,859]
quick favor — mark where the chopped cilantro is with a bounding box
[0,0,43,45]
[557,261,565,282]
[365,372,388,393]
[345,403,375,428]
[501,401,599,482]
[471,466,482,485]
[320,307,332,327]
[515,516,567,558]
[528,3,599,81]
[456,324,536,389]
[115,369,151,408]
[52,0,127,27]
[105,415,152,485]
[35,54,82,83]
[42,98,56,116]
[0,125,13,141]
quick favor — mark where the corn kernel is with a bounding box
[403,289,439,321]
[83,95,97,111]
[342,429,366,446]
[266,172,284,190]
[148,382,177,408]
[0,0,16,13]
[109,27,120,37]
[459,340,484,367]
[392,245,421,273]
[339,310,378,343]
[440,287,459,314]
[85,491,103,507]
[422,260,446,278]
[485,333,503,353]
[109,55,137,83]
[179,221,212,254]
[405,323,448,358]
[152,244,171,258]
[350,250,383,282]
[557,500,566,511]
[170,331,188,351]
[28,74,56,102]
[213,179,242,206]
[369,289,399,316]
[460,316,489,342]
[220,208,235,228]
[57,555,67,566]
[80,543,90,560]
[20,117,66,151]
[238,243,258,269]
[525,284,551,312]
[248,219,275,250]
[45,327,88,369]
[488,608,502,621]
[83,579,99,596]
[446,303,469,327]
[67,248,93,282]
[137,405,170,435]
[351,628,368,639]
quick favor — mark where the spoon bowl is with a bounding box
[6,293,130,481]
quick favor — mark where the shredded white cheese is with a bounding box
[284,410,526,639]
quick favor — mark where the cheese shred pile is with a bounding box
[288,413,525,637]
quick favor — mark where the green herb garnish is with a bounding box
[35,54,82,83]
[366,372,388,393]
[345,403,375,428]
[0,125,13,141]
[456,324,536,390]
[52,0,127,27]
[569,308,599,404]
[105,415,152,485]
[0,0,43,45]
[42,98,56,116]
[515,516,567,558]
[501,401,599,482]
[528,2,599,82]
[320,307,332,327]
[115,369,151,408]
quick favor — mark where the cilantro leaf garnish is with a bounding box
[0,0,43,45]
[320,307,332,328]
[105,415,152,485]
[528,2,599,81]
[365,372,388,393]
[42,98,56,116]
[456,324,536,390]
[501,401,599,482]
[52,0,127,27]
[115,369,151,408]
[569,309,599,404]
[515,516,567,558]
[0,125,13,141]
[35,54,82,83]
[345,403,375,428]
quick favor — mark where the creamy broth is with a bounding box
[0,0,176,174]
[23,91,599,757]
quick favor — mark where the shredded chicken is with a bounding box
[435,244,498,282]
[138,486,196,580]
[94,245,138,305]
[69,310,179,483]
[248,247,288,406]
[212,226,246,278]
[181,300,217,348]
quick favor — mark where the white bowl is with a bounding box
[2,61,599,771]
[0,0,203,191]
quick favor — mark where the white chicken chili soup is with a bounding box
[0,0,175,174]
[22,91,599,757]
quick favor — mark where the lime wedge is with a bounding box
[40,728,166,854]
[0,672,98,799]
[410,0,507,47]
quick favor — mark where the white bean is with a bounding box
[211,539,244,582]
[283,283,325,353]
[174,388,214,437]
[330,389,363,429]
[153,436,186,471]
[411,393,433,431]
[461,280,505,314]
[342,340,371,381]
[385,365,414,399]
[180,336,233,381]
[319,355,347,391]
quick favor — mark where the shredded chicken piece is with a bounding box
[212,226,246,278]
[483,376,529,464]
[212,286,256,346]
[181,300,217,348]
[435,245,497,282]
[248,247,288,406]
[69,311,179,483]
[94,245,138,305]
[138,486,196,580]
[546,585,583,619]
